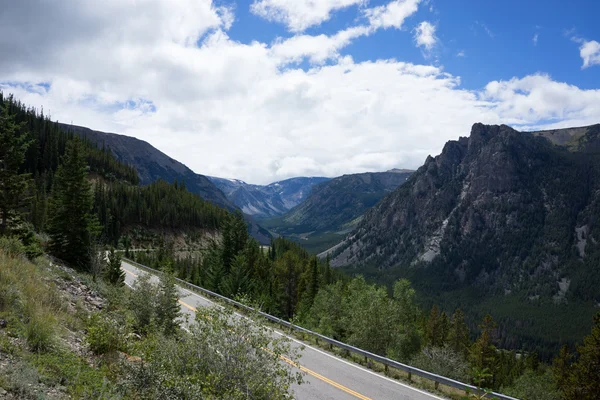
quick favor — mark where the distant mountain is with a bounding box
[61,124,271,243]
[208,176,330,218]
[262,170,412,253]
[327,123,600,354]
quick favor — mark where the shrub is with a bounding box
[86,311,129,355]
[129,273,158,335]
[410,346,470,382]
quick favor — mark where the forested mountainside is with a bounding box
[1,92,229,256]
[262,170,412,254]
[59,124,271,244]
[330,123,600,353]
[208,176,330,218]
[59,123,234,211]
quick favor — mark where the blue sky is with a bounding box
[1,0,599,183]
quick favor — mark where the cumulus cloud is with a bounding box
[533,33,539,46]
[364,0,421,30]
[1,0,600,184]
[251,0,365,32]
[413,21,437,55]
[578,39,600,69]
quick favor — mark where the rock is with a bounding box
[0,320,7,329]
[0,387,7,395]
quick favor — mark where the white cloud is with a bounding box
[456,50,466,57]
[1,1,600,185]
[270,26,371,64]
[413,21,437,55]
[533,33,539,46]
[364,0,421,30]
[251,0,365,32]
[578,40,600,69]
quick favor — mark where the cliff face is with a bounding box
[332,123,600,302]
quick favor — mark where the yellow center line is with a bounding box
[122,264,373,400]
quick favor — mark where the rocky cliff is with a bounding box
[331,123,600,303]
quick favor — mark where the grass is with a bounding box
[0,247,119,398]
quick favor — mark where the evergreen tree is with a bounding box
[426,305,444,347]
[222,211,248,272]
[274,251,303,318]
[48,139,99,269]
[0,104,31,234]
[156,266,181,336]
[554,313,600,399]
[105,247,125,286]
[448,308,471,357]
[469,314,498,387]
[323,254,332,285]
[221,254,251,298]
[203,243,225,292]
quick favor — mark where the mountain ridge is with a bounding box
[263,170,413,253]
[208,175,330,218]
[60,123,271,243]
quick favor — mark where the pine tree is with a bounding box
[554,313,600,400]
[0,104,31,235]
[105,247,125,286]
[448,308,470,357]
[156,266,181,336]
[221,254,251,298]
[203,243,225,292]
[426,305,443,347]
[469,314,498,387]
[48,138,99,269]
[222,211,248,272]
[323,254,332,285]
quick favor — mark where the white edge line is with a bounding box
[123,263,445,400]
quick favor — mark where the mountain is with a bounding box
[60,124,271,243]
[328,123,600,354]
[208,176,330,218]
[262,170,412,253]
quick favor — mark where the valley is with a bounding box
[2,91,600,400]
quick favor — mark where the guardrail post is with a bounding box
[384,365,389,375]
[408,371,412,382]
[316,337,319,345]
[435,381,439,390]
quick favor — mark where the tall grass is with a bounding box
[0,245,61,352]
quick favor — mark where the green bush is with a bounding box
[86,311,128,355]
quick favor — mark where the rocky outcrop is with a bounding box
[330,123,600,301]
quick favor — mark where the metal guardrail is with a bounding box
[122,257,519,400]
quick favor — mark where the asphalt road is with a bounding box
[121,261,446,400]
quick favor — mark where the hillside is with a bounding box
[263,170,412,253]
[59,124,271,243]
[60,124,234,211]
[329,123,600,353]
[208,176,330,218]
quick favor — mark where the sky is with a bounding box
[1,0,599,184]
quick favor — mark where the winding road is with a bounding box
[121,260,446,400]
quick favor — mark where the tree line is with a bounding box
[0,91,229,269]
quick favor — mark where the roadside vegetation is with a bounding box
[0,239,301,398]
